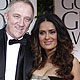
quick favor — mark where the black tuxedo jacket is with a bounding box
[0,27,33,80]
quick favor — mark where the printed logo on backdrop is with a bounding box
[55,0,80,61]
[61,0,80,44]
[0,0,11,29]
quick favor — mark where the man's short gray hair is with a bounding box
[6,0,34,16]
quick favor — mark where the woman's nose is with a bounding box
[45,33,50,39]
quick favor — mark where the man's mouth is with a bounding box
[15,26,24,30]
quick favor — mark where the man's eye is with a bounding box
[25,18,31,22]
[14,15,19,18]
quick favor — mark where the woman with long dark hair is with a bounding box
[29,13,80,80]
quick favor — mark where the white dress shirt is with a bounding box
[5,33,20,80]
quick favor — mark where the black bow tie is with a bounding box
[9,38,27,45]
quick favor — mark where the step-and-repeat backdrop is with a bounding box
[0,0,37,33]
[55,0,80,61]
[0,0,80,61]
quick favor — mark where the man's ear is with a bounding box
[4,12,8,23]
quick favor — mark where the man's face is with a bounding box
[4,2,33,39]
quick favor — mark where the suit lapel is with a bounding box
[15,34,33,80]
[15,45,24,80]
[23,44,33,80]
[0,27,7,80]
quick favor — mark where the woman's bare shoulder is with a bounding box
[71,57,80,80]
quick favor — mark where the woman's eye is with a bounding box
[49,30,56,34]
[39,31,45,35]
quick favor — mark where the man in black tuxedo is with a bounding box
[0,0,34,80]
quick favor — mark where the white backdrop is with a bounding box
[55,0,80,61]
[0,0,36,33]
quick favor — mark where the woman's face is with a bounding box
[39,21,57,52]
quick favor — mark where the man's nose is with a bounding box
[19,18,24,26]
